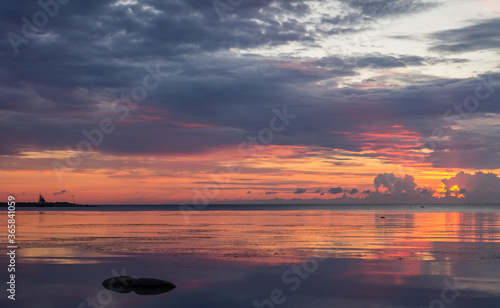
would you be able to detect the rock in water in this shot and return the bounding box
[102,276,136,293]
[131,278,176,295]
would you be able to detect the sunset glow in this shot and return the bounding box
[2,1,500,307]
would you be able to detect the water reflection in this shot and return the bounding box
[11,208,500,307]
[17,209,500,264]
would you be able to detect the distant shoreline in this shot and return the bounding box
[0,202,96,208]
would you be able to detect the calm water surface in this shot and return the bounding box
[3,205,500,307]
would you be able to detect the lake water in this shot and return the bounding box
[4,204,500,307]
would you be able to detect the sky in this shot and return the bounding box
[1,0,500,204]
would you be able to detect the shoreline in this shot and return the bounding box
[4,203,500,213]
[0,202,96,208]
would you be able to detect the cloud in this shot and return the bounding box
[1,71,498,173]
[365,171,500,203]
[320,0,439,34]
[53,190,67,195]
[374,173,417,194]
[342,0,438,18]
[294,188,306,194]
[353,55,425,68]
[228,171,500,203]
[313,54,464,71]
[349,188,359,194]
[0,0,499,176]
[430,18,500,53]
[416,187,435,196]
[328,187,343,194]
[429,112,500,170]
[442,171,500,193]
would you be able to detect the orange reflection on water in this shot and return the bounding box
[14,210,500,266]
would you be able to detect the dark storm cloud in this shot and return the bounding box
[0,0,499,172]
[430,18,500,53]
[2,0,314,59]
[0,0,320,92]
[1,64,499,172]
